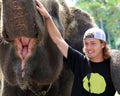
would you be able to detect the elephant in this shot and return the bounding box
[111,50,120,94]
[0,0,120,96]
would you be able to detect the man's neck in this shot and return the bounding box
[90,56,104,63]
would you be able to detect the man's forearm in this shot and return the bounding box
[45,16,62,44]
[45,16,68,58]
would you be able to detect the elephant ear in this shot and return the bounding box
[111,49,120,94]
[64,7,97,52]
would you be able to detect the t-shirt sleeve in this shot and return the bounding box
[64,46,87,73]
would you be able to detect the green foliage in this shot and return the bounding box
[75,0,120,50]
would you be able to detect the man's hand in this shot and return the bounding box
[35,0,51,19]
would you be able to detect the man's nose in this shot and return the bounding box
[86,44,92,50]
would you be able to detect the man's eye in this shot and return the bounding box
[91,43,95,45]
[85,43,88,46]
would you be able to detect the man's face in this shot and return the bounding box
[83,38,105,61]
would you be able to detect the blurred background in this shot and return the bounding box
[65,0,120,50]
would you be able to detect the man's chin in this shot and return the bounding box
[87,55,94,59]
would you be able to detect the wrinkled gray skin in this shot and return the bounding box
[111,50,120,94]
[0,0,120,96]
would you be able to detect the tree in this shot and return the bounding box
[75,0,120,49]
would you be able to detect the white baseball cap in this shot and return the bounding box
[83,27,106,42]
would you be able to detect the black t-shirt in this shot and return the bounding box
[64,47,116,96]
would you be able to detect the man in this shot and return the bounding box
[36,0,116,95]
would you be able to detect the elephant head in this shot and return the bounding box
[1,0,65,91]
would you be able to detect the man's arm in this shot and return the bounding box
[36,0,68,58]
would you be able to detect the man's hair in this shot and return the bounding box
[102,41,111,60]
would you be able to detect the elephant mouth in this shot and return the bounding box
[14,37,37,77]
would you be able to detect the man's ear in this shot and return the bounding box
[102,41,106,48]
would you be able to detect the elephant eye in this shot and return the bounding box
[49,3,59,19]
[3,30,10,41]
[0,37,3,44]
